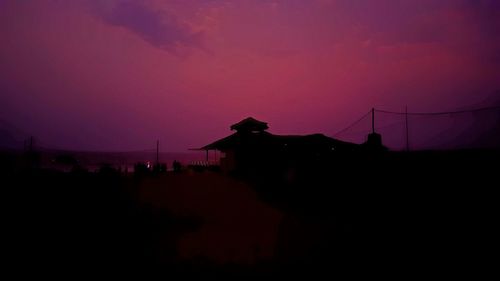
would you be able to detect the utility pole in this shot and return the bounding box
[405,106,410,152]
[371,108,375,134]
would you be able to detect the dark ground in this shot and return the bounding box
[1,150,499,280]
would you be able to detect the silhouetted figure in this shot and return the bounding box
[173,160,182,172]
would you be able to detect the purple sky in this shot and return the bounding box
[1,0,499,151]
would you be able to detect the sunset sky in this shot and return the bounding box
[1,0,499,151]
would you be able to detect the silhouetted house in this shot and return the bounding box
[195,117,361,174]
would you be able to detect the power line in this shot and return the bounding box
[335,121,403,137]
[332,104,500,140]
[333,110,372,137]
[375,105,500,116]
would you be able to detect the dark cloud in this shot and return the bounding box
[91,0,203,53]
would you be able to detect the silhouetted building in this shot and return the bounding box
[363,132,387,152]
[195,117,361,174]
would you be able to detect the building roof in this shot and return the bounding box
[198,131,271,150]
[193,117,360,151]
[230,117,269,132]
[197,131,358,151]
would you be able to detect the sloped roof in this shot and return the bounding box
[196,131,358,151]
[192,117,359,151]
[230,117,269,131]
[198,131,273,150]
[272,133,358,148]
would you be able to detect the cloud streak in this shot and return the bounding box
[92,0,203,53]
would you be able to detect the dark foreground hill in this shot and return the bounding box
[1,150,498,280]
